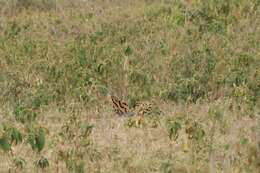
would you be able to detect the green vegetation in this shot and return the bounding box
[0,0,259,172]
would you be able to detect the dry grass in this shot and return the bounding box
[0,0,259,172]
[0,99,259,172]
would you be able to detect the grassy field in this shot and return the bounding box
[0,0,259,172]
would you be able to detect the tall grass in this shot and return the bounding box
[0,0,259,172]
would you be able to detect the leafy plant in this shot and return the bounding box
[124,46,133,56]
[0,125,23,152]
[166,120,182,140]
[185,121,205,141]
[27,127,45,152]
[9,127,23,145]
[13,157,26,170]
[35,156,49,171]
[0,135,11,152]
[160,160,173,173]
[14,104,37,124]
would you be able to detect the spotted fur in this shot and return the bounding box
[110,95,152,117]
[110,95,129,116]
